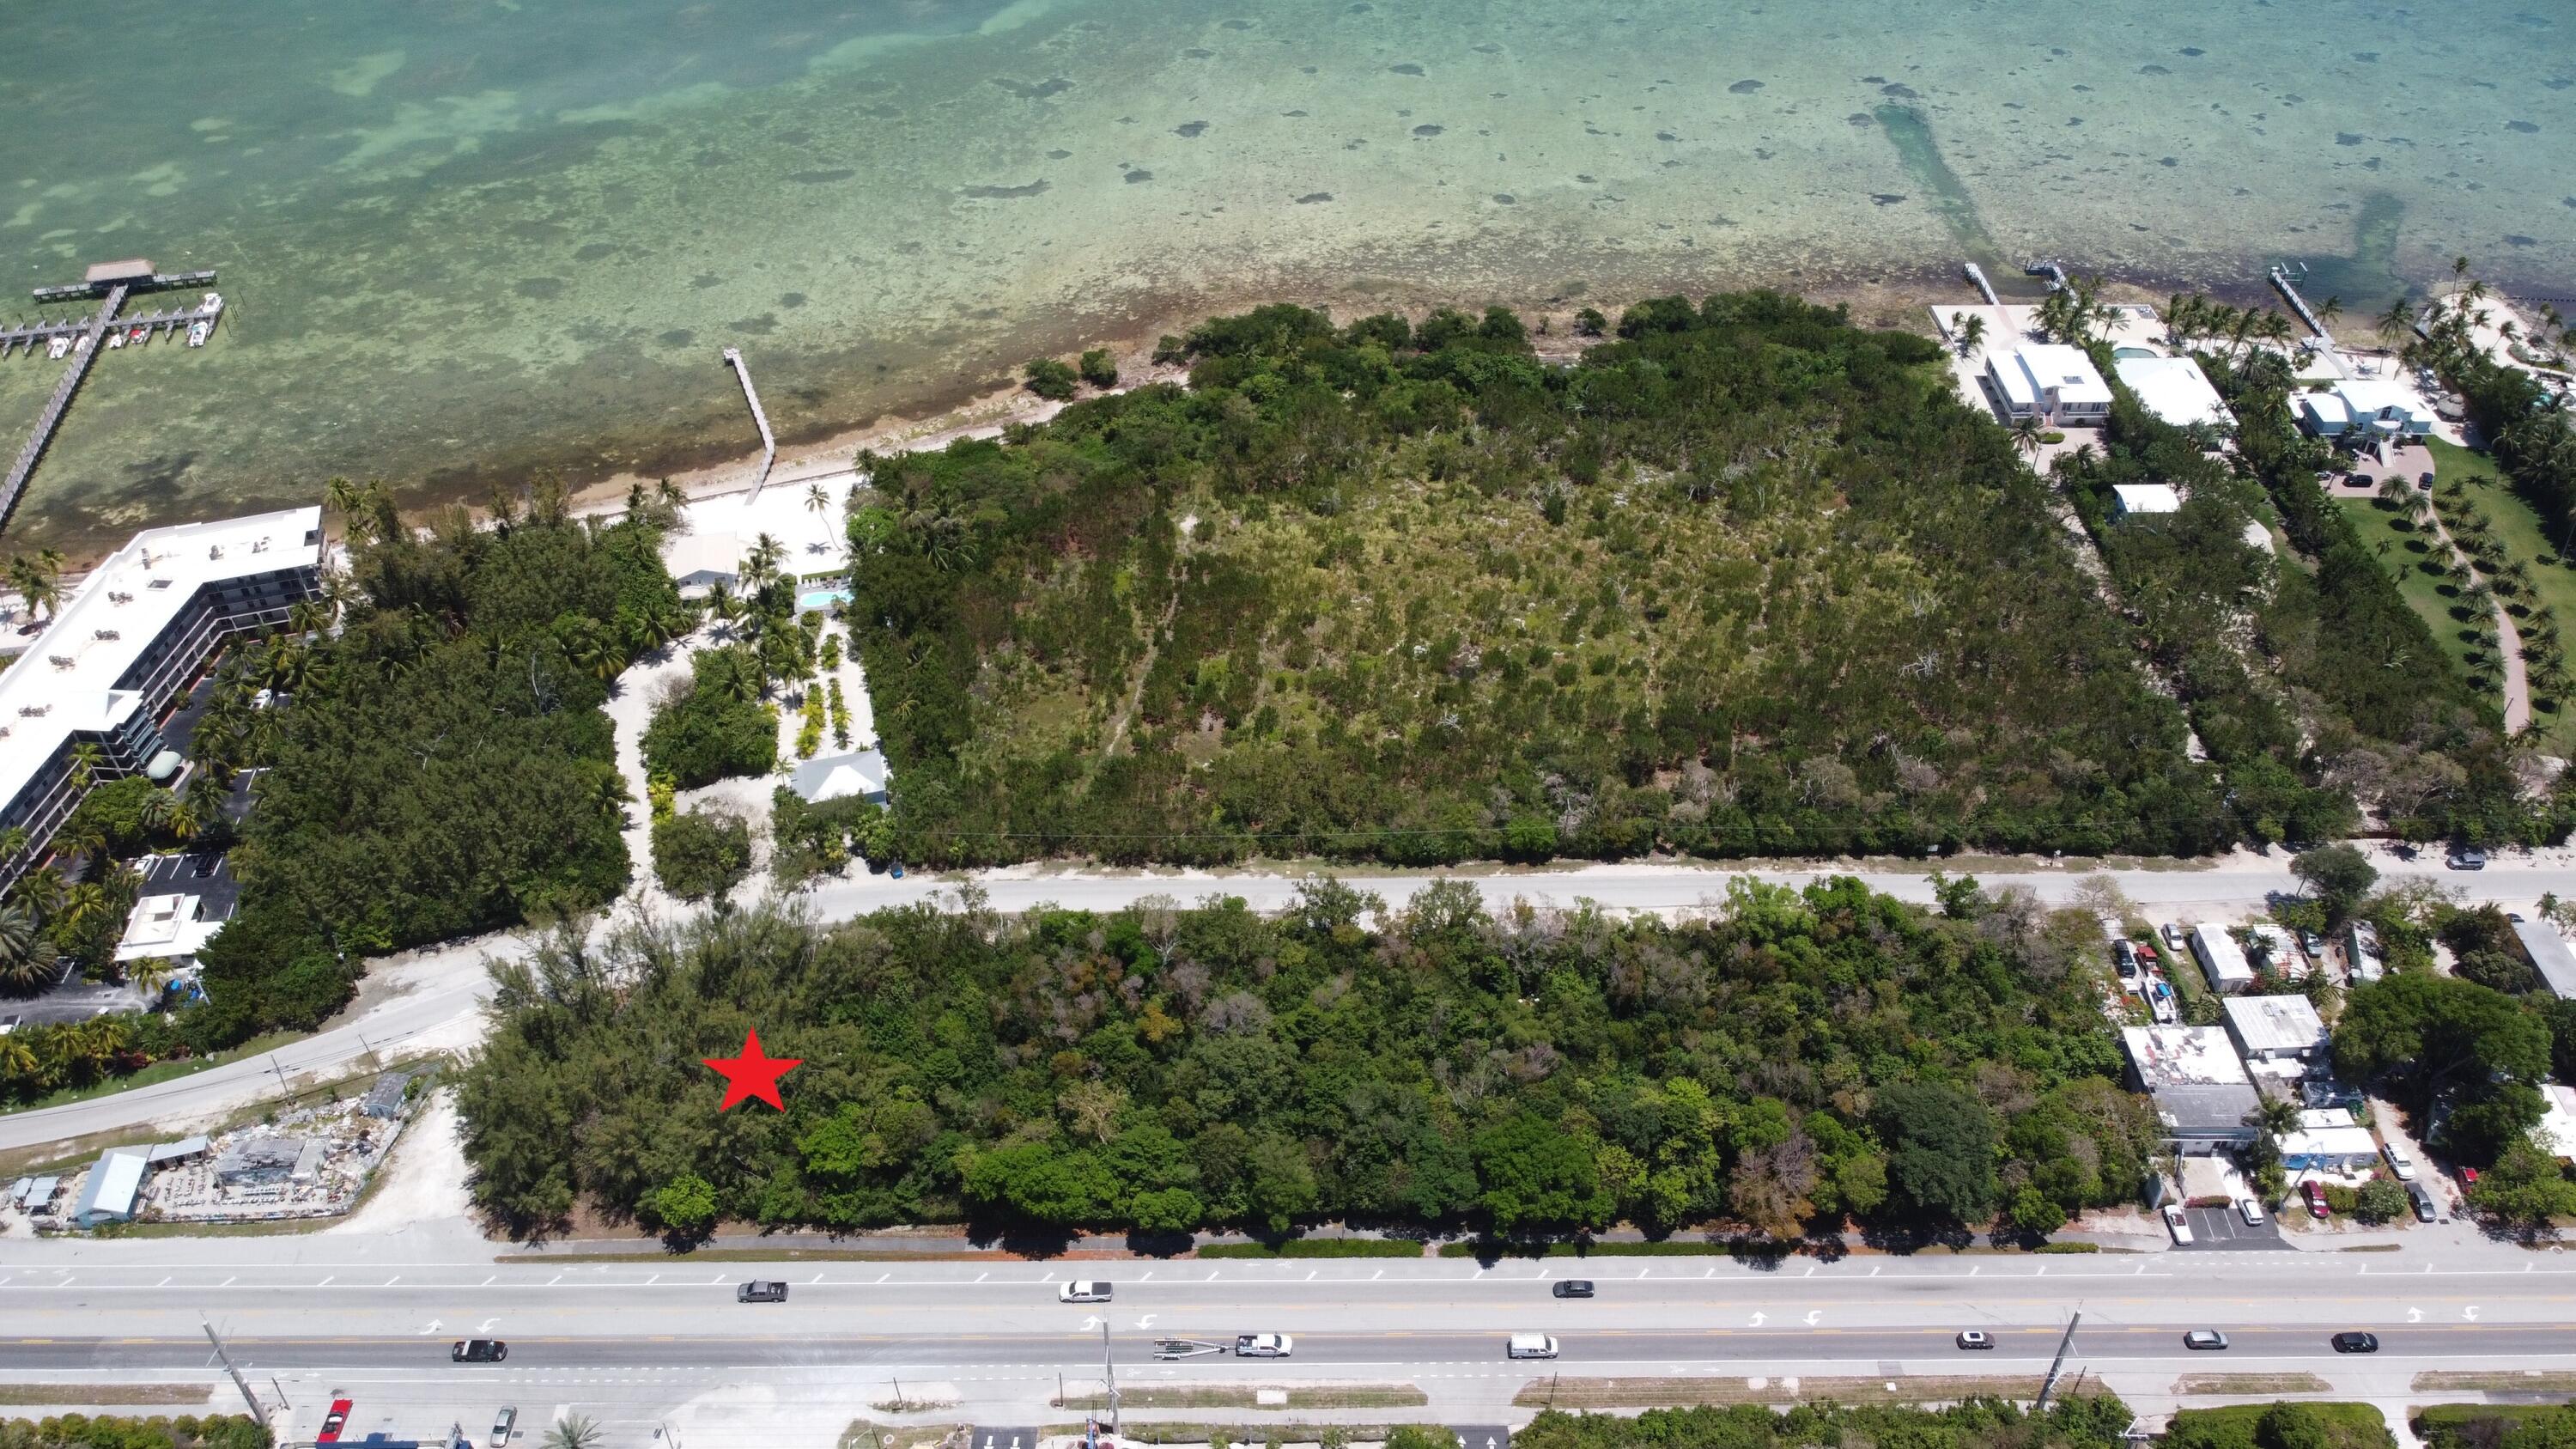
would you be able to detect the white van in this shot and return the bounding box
[1507,1333,1560,1360]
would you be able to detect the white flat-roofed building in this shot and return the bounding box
[2115,355,2235,431]
[0,507,321,891]
[2111,484,2183,520]
[2122,1025,2261,1151]
[1985,353,2041,419]
[2191,922,2256,994]
[2014,344,2114,424]
[2224,994,2330,1065]
[115,892,223,967]
[2279,1108,2380,1173]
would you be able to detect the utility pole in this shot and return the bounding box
[1100,1318,1120,1436]
[201,1317,262,1417]
[2032,1311,2082,1412]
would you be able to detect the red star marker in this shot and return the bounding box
[702,1029,801,1111]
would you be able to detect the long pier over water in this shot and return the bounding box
[0,259,221,539]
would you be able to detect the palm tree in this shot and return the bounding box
[2376,296,2417,350]
[806,480,829,518]
[0,905,60,995]
[2010,414,2045,460]
[65,741,105,791]
[7,864,67,923]
[8,550,65,623]
[542,1416,605,1449]
[0,827,25,865]
[2376,476,2414,510]
[2454,255,2472,280]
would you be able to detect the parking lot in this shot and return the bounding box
[2178,1202,2283,1250]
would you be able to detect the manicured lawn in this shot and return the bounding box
[2333,496,2488,697]
[2427,435,2576,749]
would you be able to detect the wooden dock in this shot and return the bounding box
[0,286,128,534]
[722,347,778,503]
[0,258,221,539]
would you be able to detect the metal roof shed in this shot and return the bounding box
[70,1149,147,1226]
[2512,920,2576,1001]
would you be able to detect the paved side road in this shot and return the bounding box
[6,843,2571,1154]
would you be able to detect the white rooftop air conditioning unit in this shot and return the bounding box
[94,629,119,641]
[208,545,223,559]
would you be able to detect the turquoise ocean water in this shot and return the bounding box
[0,0,2570,549]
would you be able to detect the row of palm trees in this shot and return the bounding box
[0,1009,141,1094]
[2157,292,2312,363]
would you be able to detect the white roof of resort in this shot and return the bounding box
[0,507,321,816]
[2115,355,2234,430]
[2112,484,2182,514]
[2018,344,2114,405]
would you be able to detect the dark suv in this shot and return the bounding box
[1551,1280,1595,1299]
[2331,1331,2379,1354]
[452,1339,507,1363]
[738,1280,789,1303]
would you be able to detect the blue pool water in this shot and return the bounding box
[799,588,850,612]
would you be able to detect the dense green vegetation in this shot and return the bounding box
[455,874,2154,1239]
[1511,1399,2136,1449]
[2166,1403,2397,1449]
[649,808,754,904]
[2417,1402,2576,1449]
[642,646,777,790]
[0,1416,270,1449]
[860,294,2227,868]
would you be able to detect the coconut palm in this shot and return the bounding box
[2009,414,2045,460]
[806,480,829,517]
[2377,296,2418,349]
[2318,295,2343,330]
[542,1415,604,1449]
[0,905,61,995]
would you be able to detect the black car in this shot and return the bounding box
[1551,1279,1595,1299]
[2332,1331,2380,1354]
[451,1339,507,1363]
[2418,472,2437,490]
[737,1280,789,1303]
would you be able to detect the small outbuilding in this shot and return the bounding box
[790,748,890,806]
[361,1072,413,1119]
[2511,919,2576,1002]
[2110,484,2183,520]
[2278,1108,2382,1173]
[2190,922,2256,995]
[145,1135,210,1166]
[214,1136,307,1185]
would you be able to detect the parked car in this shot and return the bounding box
[2302,1181,2330,1219]
[2162,1204,2194,1245]
[2113,940,2138,977]
[2448,845,2488,871]
[2161,923,2186,953]
[2332,1330,2381,1353]
[2383,1142,2420,1182]
[1059,1282,1113,1303]
[1955,1330,1996,1350]
[1506,1333,1560,1360]
[2238,1197,2265,1227]
[319,1400,353,1445]
[2460,1166,2481,1188]
[2417,472,2437,490]
[738,1280,789,1303]
[1235,1333,1294,1358]
[1551,1280,1595,1299]
[2410,1184,2438,1223]
[2299,929,2325,958]
[491,1409,518,1448]
[2184,1330,2230,1350]
[452,1339,507,1363]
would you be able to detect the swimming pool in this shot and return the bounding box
[799,588,849,612]
[2112,346,2158,360]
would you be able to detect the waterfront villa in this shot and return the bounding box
[0,508,322,890]
[2296,377,2433,440]
[1986,344,2114,425]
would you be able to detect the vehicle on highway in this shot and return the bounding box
[319,1400,352,1444]
[2238,1197,2265,1227]
[452,1339,507,1363]
[738,1280,789,1303]
[2382,1141,2419,1181]
[2162,1204,2194,1245]
[491,1409,517,1448]
[1506,1333,1560,1359]
[1955,1330,1995,1350]
[1551,1280,1595,1299]
[2302,1181,2330,1219]
[1235,1333,1294,1358]
[1059,1281,1113,1303]
[2183,1330,2229,1350]
[2448,845,2488,871]
[2332,1331,2380,1353]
